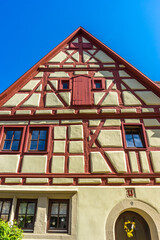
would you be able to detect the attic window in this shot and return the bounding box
[95,80,102,89]
[59,80,70,90]
[92,80,104,89]
[62,80,69,89]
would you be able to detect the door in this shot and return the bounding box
[72,76,92,105]
[115,211,151,240]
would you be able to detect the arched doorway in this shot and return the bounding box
[115,211,151,240]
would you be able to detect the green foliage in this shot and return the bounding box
[0,219,23,240]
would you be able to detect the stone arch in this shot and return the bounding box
[105,199,160,240]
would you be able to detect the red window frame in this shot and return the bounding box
[122,123,147,150]
[0,198,12,221]
[59,80,70,91]
[92,79,104,90]
[47,199,69,233]
[15,199,37,233]
[0,126,26,153]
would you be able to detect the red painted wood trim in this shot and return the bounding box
[0,173,160,179]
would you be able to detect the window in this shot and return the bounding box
[124,126,145,148]
[28,128,48,151]
[2,129,22,151]
[48,200,69,233]
[16,199,37,232]
[59,80,70,90]
[0,199,12,221]
[62,80,69,89]
[92,79,104,89]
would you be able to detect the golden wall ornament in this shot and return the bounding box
[124,220,136,238]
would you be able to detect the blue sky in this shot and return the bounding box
[0,0,160,93]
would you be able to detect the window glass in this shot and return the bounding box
[30,141,37,150]
[62,81,69,89]
[13,131,21,140]
[6,130,14,139]
[31,130,39,140]
[3,141,11,150]
[16,200,37,232]
[48,200,69,232]
[2,201,11,214]
[11,141,20,150]
[94,80,102,89]
[3,129,22,151]
[38,140,46,151]
[0,199,12,221]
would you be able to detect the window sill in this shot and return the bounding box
[125,147,147,151]
[24,151,48,155]
[0,151,21,154]
[48,230,68,233]
[92,88,104,90]
[23,230,34,233]
[58,89,71,91]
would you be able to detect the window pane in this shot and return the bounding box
[133,134,144,148]
[31,131,39,140]
[2,201,11,214]
[3,140,11,150]
[25,216,34,229]
[27,203,35,215]
[19,203,27,214]
[11,140,20,150]
[39,130,47,140]
[62,82,69,89]
[50,216,58,229]
[95,82,101,88]
[14,131,22,140]
[18,216,25,228]
[6,131,13,139]
[126,134,135,147]
[30,141,37,150]
[51,203,59,214]
[59,203,67,214]
[38,140,45,151]
[59,216,67,229]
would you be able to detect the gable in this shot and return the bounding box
[0,27,160,116]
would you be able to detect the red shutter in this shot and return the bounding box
[72,76,92,105]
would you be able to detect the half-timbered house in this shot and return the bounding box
[0,27,160,240]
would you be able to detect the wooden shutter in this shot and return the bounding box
[72,76,92,105]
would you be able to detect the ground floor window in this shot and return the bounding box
[15,199,37,232]
[47,199,69,233]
